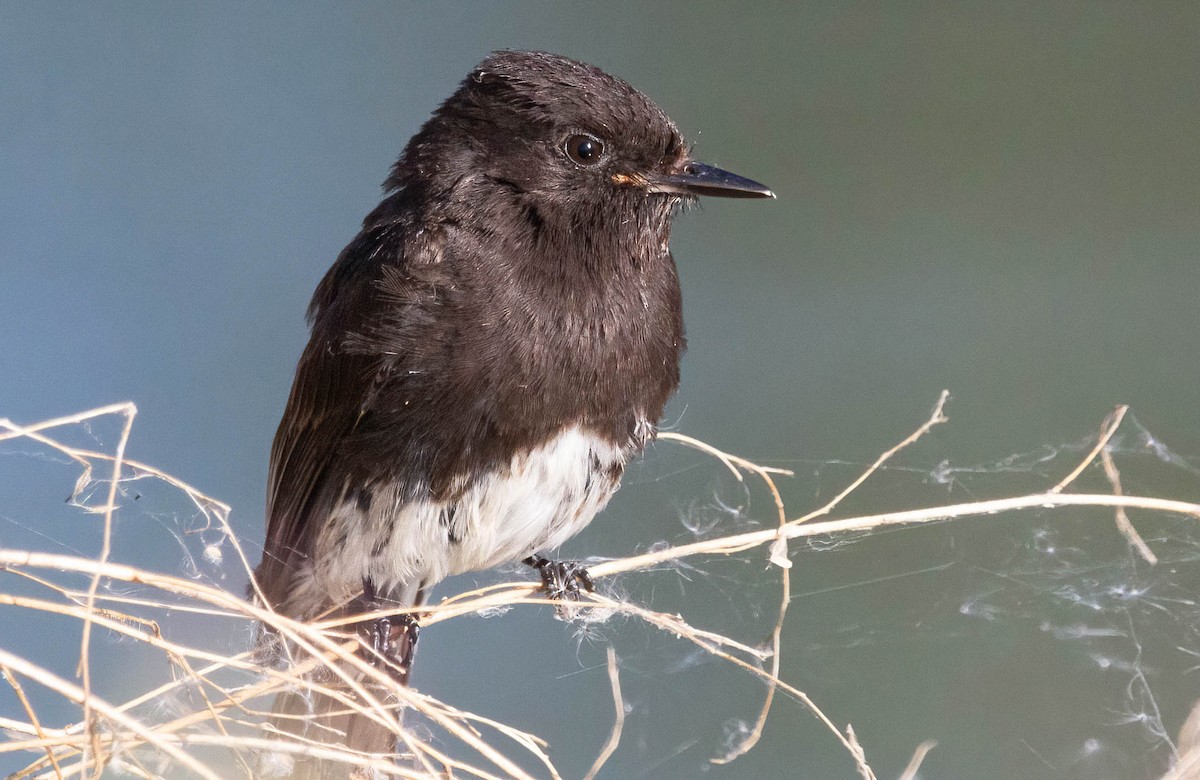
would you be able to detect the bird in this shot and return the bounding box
[252,49,773,778]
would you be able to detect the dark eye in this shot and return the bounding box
[564,134,604,165]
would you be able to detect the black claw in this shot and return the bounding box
[524,555,595,602]
[371,616,393,659]
[360,577,419,684]
[365,613,419,683]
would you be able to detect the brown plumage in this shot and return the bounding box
[253,50,772,778]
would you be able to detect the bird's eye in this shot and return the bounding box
[564,134,605,166]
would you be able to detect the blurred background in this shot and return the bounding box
[2,3,1199,778]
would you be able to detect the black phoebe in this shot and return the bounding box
[254,50,772,776]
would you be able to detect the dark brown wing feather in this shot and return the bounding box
[255,222,403,616]
[256,224,416,778]
[258,347,372,611]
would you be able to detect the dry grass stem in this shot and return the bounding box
[1101,446,1158,565]
[3,394,1197,778]
[1049,404,1128,494]
[897,740,938,780]
[581,648,624,780]
[795,389,950,526]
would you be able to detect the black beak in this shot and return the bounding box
[648,162,775,199]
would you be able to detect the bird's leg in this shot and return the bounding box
[523,554,595,601]
[360,578,420,684]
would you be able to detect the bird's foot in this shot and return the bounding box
[524,554,595,602]
[365,613,419,685]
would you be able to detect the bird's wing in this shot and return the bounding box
[255,228,406,614]
[257,343,379,610]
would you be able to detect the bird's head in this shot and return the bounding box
[389,50,772,254]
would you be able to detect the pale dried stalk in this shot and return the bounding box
[795,389,950,525]
[847,725,871,780]
[76,402,136,780]
[1101,447,1158,564]
[897,740,938,780]
[0,647,223,780]
[5,398,1197,780]
[711,389,949,769]
[585,492,1200,583]
[582,648,624,780]
[1,410,528,779]
[1046,403,1156,564]
[2,665,65,777]
[1049,404,1128,493]
[1,551,542,780]
[0,410,263,607]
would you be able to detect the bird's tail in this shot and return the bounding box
[257,608,420,779]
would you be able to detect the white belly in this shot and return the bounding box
[310,425,628,609]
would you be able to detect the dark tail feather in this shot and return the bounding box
[262,679,401,780]
[258,609,420,779]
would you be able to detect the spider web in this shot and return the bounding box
[2,403,1199,779]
